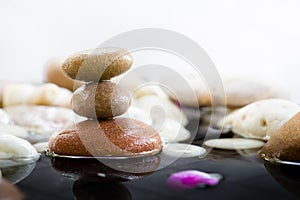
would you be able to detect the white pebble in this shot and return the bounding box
[0,124,29,139]
[32,142,48,153]
[219,99,300,140]
[132,95,188,126]
[162,143,206,158]
[157,119,191,143]
[0,109,10,124]
[204,138,265,150]
[0,134,39,167]
[121,106,152,125]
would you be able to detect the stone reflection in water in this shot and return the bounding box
[73,180,132,200]
[264,162,300,199]
[51,155,160,182]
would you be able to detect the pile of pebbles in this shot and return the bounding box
[67,48,133,119]
[48,47,163,157]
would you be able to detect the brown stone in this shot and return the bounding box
[62,47,132,81]
[260,112,300,162]
[72,82,131,119]
[0,179,24,200]
[48,118,163,157]
[44,58,83,91]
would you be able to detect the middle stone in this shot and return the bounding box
[72,82,131,119]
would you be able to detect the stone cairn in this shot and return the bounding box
[48,47,162,157]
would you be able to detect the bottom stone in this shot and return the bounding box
[48,118,162,157]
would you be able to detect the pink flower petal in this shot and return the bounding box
[167,170,221,190]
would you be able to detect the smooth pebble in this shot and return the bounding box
[204,138,265,150]
[62,47,132,81]
[162,143,206,158]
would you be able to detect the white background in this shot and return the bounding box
[0,0,299,102]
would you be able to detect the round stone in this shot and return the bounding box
[44,58,83,91]
[48,118,163,157]
[0,179,24,200]
[72,82,131,119]
[0,124,29,139]
[260,112,300,162]
[219,99,300,140]
[0,134,39,168]
[62,47,133,81]
[4,105,76,141]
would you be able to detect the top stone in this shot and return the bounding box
[62,47,133,81]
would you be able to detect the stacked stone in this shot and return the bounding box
[48,47,162,157]
[62,47,132,119]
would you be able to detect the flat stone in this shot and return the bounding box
[48,118,162,157]
[204,138,265,150]
[162,143,206,158]
[62,47,132,81]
